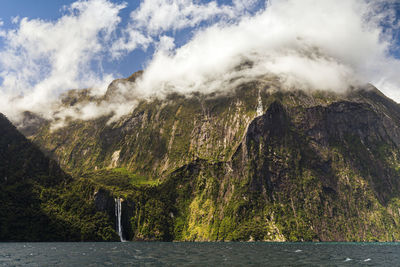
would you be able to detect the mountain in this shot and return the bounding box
[12,74,400,241]
[0,113,118,241]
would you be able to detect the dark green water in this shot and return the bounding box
[0,242,399,266]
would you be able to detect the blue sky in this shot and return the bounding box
[0,0,397,82]
[1,0,400,123]
[0,0,398,87]
[0,0,264,78]
[0,0,150,77]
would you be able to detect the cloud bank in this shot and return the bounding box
[136,0,400,98]
[0,0,399,127]
[0,0,125,122]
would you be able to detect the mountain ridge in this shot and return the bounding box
[4,74,400,241]
[0,113,121,241]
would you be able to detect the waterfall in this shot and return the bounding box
[115,198,125,242]
[256,90,263,116]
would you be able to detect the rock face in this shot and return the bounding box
[0,113,67,186]
[0,113,119,241]
[93,189,135,241]
[94,188,115,214]
[0,113,66,241]
[18,76,400,241]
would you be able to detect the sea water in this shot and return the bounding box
[0,242,399,266]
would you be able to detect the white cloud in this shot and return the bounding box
[0,0,125,121]
[232,0,261,13]
[11,16,20,24]
[51,97,138,130]
[111,0,262,57]
[110,29,152,59]
[0,19,4,38]
[130,0,233,34]
[1,0,400,127]
[156,35,175,53]
[134,0,400,101]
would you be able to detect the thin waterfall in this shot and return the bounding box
[115,197,125,242]
[256,89,263,116]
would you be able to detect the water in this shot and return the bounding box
[256,89,263,116]
[0,242,399,266]
[114,198,125,242]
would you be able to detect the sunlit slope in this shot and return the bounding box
[26,77,400,241]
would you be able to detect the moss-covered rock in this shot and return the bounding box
[8,75,400,242]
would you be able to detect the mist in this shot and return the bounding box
[0,0,399,127]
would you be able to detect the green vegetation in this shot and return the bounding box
[82,168,159,189]
[4,79,400,242]
[38,180,119,241]
[0,114,118,241]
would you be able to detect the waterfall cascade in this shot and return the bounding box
[256,90,263,116]
[115,198,125,242]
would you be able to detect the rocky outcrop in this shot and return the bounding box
[20,75,400,241]
[94,188,115,214]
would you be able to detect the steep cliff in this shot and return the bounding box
[18,75,400,241]
[0,113,118,241]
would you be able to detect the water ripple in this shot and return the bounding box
[0,242,398,266]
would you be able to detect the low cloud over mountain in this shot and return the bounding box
[0,0,399,126]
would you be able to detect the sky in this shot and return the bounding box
[0,0,262,81]
[0,0,399,126]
